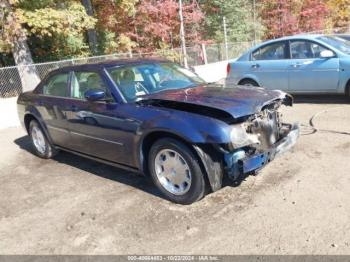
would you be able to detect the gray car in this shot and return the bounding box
[226,34,350,96]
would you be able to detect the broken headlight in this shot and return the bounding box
[230,123,260,148]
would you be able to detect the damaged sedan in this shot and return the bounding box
[17,58,299,204]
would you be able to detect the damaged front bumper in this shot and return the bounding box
[225,123,300,180]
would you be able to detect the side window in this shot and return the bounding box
[71,71,112,100]
[290,41,328,59]
[252,42,287,60]
[42,73,69,97]
[311,42,328,58]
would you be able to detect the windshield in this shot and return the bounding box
[107,62,205,102]
[317,36,350,54]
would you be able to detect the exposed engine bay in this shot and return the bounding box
[223,100,298,182]
[245,101,289,151]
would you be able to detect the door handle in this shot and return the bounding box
[251,64,260,69]
[291,63,301,68]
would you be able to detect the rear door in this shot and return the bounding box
[288,40,340,92]
[248,41,290,90]
[37,71,71,146]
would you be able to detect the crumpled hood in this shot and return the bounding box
[142,85,292,119]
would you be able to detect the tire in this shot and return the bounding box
[29,120,58,159]
[346,83,350,99]
[148,138,206,204]
[239,79,259,87]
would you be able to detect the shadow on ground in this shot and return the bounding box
[13,135,165,201]
[293,95,349,104]
[13,136,254,202]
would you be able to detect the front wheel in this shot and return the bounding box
[148,138,206,204]
[29,120,58,159]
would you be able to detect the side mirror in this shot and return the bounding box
[85,89,106,102]
[320,50,335,58]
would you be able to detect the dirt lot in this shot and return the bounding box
[0,96,349,255]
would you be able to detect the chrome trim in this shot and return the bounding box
[70,131,124,146]
[47,125,69,133]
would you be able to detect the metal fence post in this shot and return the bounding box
[201,43,208,65]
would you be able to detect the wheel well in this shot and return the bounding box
[238,78,259,86]
[24,114,37,134]
[141,132,191,174]
[140,131,213,191]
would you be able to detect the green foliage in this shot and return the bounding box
[201,0,264,42]
[22,2,96,37]
[2,0,350,67]
[0,0,96,63]
[98,31,119,55]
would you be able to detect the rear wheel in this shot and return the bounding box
[239,79,259,87]
[29,120,58,159]
[148,138,206,204]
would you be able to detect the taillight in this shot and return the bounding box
[226,63,231,76]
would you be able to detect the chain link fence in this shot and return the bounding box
[0,41,256,98]
[2,25,350,98]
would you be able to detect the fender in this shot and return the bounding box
[134,110,233,190]
[139,112,232,144]
[23,105,55,145]
[338,59,350,94]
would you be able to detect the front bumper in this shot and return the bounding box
[226,123,300,179]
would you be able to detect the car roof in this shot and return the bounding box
[49,57,170,74]
[256,34,323,47]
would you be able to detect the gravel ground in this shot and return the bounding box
[0,96,349,255]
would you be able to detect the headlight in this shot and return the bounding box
[230,124,260,148]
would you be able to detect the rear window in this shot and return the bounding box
[42,73,69,97]
[252,42,287,60]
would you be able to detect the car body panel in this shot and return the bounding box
[140,84,291,119]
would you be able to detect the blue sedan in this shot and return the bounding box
[226,34,350,96]
[17,59,299,204]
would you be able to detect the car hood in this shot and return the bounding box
[141,85,293,119]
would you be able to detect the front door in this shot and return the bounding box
[65,70,133,165]
[288,40,340,92]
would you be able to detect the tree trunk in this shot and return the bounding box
[12,36,41,92]
[81,0,98,55]
[4,0,41,92]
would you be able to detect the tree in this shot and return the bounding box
[327,0,350,30]
[93,0,203,53]
[22,1,96,61]
[298,0,329,33]
[200,0,264,42]
[0,0,40,91]
[260,0,299,39]
[259,0,329,39]
[131,0,203,51]
[1,0,96,63]
[92,0,139,54]
[81,0,98,54]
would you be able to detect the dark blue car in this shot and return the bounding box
[17,58,299,204]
